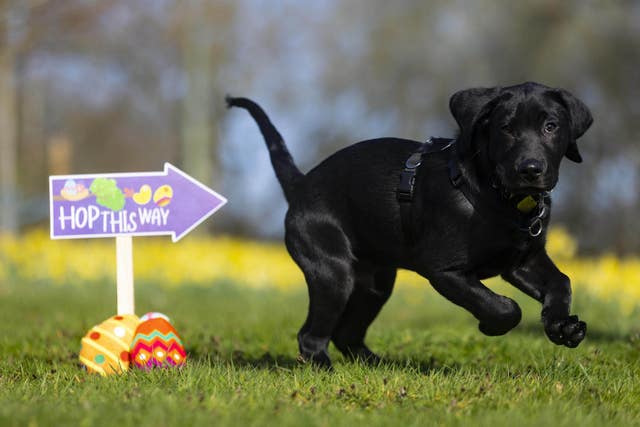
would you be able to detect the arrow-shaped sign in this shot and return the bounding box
[49,163,227,242]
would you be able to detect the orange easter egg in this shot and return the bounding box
[130,315,186,369]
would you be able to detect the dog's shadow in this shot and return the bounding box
[187,348,300,370]
[187,347,458,374]
[186,322,634,372]
[514,321,635,344]
[364,357,459,375]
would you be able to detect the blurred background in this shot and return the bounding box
[1,0,639,253]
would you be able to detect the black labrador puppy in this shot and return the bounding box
[226,81,592,368]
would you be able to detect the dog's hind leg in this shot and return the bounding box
[331,266,396,364]
[285,214,356,369]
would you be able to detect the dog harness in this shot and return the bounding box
[397,137,454,202]
[397,138,550,243]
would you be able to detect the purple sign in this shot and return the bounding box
[49,163,227,242]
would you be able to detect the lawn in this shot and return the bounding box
[1,273,639,427]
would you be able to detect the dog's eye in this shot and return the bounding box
[543,122,558,134]
[500,124,512,134]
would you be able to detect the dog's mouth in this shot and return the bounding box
[509,185,554,196]
[492,173,555,197]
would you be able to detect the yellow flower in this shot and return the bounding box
[1,228,638,313]
[546,227,577,260]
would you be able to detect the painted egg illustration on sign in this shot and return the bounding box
[79,314,140,376]
[153,185,173,207]
[130,313,186,368]
[60,179,90,201]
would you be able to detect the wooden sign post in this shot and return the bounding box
[116,235,135,315]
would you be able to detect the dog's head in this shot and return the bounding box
[450,82,592,195]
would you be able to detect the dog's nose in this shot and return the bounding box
[516,159,544,181]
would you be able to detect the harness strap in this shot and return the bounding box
[397,152,423,202]
[397,137,454,243]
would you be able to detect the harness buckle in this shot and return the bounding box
[397,169,417,201]
[405,152,423,169]
[398,138,455,201]
[397,153,423,202]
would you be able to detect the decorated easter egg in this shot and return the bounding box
[60,179,90,201]
[79,314,140,376]
[140,311,170,322]
[153,185,173,207]
[130,313,186,368]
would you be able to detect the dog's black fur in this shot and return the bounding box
[226,82,592,368]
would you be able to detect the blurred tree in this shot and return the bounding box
[0,1,18,233]
[173,0,234,232]
[177,1,214,185]
[173,0,235,233]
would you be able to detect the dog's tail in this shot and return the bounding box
[225,96,303,202]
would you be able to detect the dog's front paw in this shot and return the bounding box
[544,315,587,348]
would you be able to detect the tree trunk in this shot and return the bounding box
[0,18,17,233]
[180,2,215,187]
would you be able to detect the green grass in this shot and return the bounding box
[1,278,639,427]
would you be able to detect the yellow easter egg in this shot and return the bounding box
[79,314,140,376]
[153,185,173,207]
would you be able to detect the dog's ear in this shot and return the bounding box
[449,87,502,134]
[449,87,503,156]
[550,89,593,163]
[564,141,583,163]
